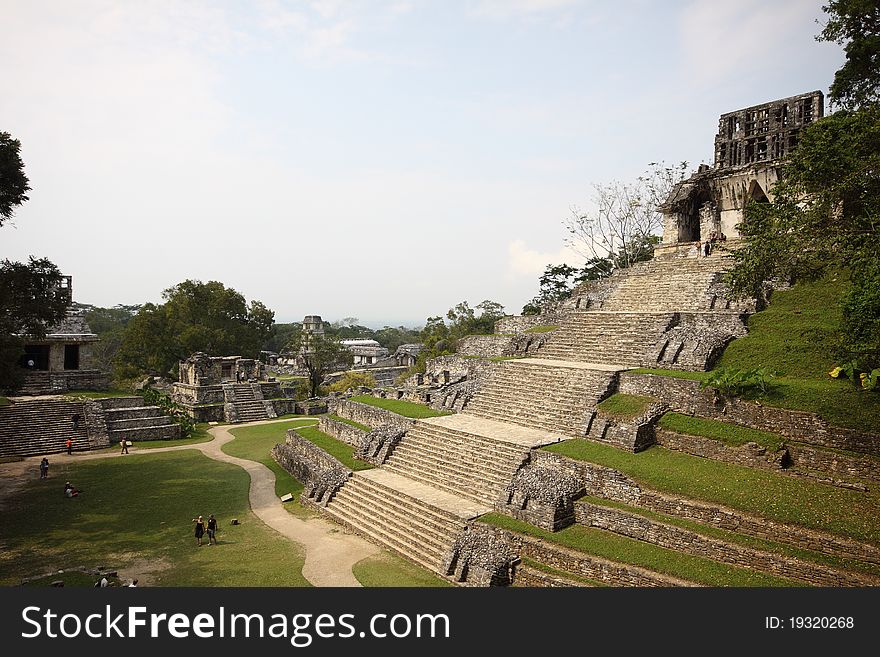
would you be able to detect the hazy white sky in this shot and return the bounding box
[0,0,844,326]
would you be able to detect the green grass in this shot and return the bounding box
[63,389,134,399]
[543,440,880,544]
[21,571,124,588]
[294,426,375,471]
[0,396,10,406]
[352,553,454,587]
[328,414,371,432]
[597,393,655,419]
[524,325,558,334]
[579,495,880,579]
[479,514,800,587]
[658,412,785,450]
[0,451,310,587]
[225,418,320,518]
[349,395,450,419]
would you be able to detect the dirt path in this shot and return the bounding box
[0,419,379,587]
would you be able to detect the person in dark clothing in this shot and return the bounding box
[192,515,206,546]
[39,458,49,480]
[72,414,81,430]
[206,514,218,545]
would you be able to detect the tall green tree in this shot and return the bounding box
[726,0,880,366]
[115,281,275,379]
[0,257,69,393]
[283,329,352,397]
[0,131,31,225]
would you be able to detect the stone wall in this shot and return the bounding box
[655,429,789,472]
[533,449,880,564]
[328,399,415,433]
[172,383,225,406]
[575,502,878,587]
[271,430,351,506]
[495,309,562,335]
[473,522,695,587]
[788,444,880,482]
[82,399,110,450]
[425,355,498,383]
[457,335,512,358]
[319,415,368,447]
[619,372,880,457]
[498,462,584,531]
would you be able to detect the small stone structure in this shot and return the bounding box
[172,352,292,422]
[341,339,389,366]
[15,276,109,395]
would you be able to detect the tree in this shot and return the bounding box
[0,131,31,225]
[522,258,614,315]
[290,331,352,397]
[818,0,880,109]
[726,1,880,367]
[565,162,687,269]
[329,370,377,393]
[114,281,275,379]
[0,257,69,393]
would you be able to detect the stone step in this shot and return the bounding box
[109,424,181,441]
[107,416,178,430]
[381,462,498,506]
[385,445,513,492]
[403,427,528,462]
[407,425,530,456]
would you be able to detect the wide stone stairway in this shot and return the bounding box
[322,253,744,578]
[101,397,181,442]
[324,415,564,571]
[224,383,271,422]
[0,398,90,458]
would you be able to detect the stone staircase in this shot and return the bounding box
[99,397,181,442]
[324,469,484,571]
[383,421,531,505]
[0,398,89,458]
[223,384,271,422]
[598,254,740,312]
[463,358,620,436]
[539,312,676,366]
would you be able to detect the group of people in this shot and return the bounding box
[192,514,218,546]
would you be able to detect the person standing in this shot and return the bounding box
[72,414,81,430]
[120,439,129,454]
[39,457,49,480]
[192,515,206,546]
[206,514,218,545]
[66,438,73,455]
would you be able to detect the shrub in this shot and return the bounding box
[700,367,776,397]
[328,371,377,393]
[141,387,196,437]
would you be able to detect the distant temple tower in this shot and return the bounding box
[301,315,324,354]
[657,91,824,257]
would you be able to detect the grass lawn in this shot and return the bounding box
[658,412,785,451]
[0,450,310,587]
[544,440,880,545]
[294,426,374,472]
[597,393,655,419]
[225,418,321,518]
[518,556,606,587]
[0,396,10,406]
[524,325,558,334]
[349,395,450,419]
[352,552,454,587]
[479,514,800,587]
[328,414,371,432]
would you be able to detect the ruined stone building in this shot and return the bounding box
[657,91,824,258]
[342,339,389,365]
[15,275,109,395]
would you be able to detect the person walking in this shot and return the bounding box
[120,439,129,454]
[39,457,49,480]
[206,514,218,545]
[72,414,81,430]
[192,515,206,546]
[66,438,73,455]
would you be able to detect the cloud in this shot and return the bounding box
[506,239,582,278]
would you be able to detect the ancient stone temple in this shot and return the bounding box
[342,339,389,365]
[657,91,824,258]
[15,275,109,395]
[172,352,293,423]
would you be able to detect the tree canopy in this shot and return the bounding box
[114,280,275,379]
[818,0,880,109]
[0,131,31,225]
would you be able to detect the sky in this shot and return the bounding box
[0,0,845,327]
